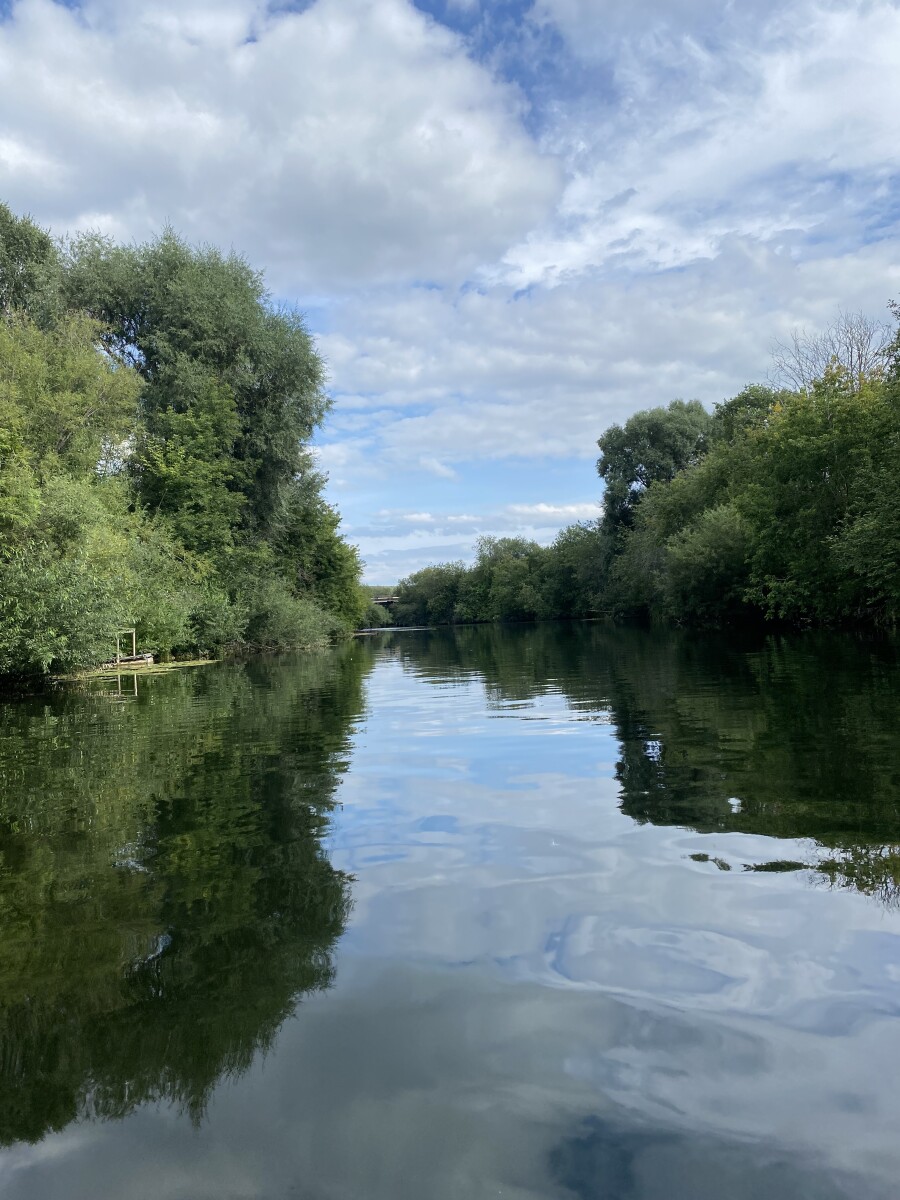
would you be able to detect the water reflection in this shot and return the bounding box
[389,624,900,902]
[0,642,373,1145]
[548,1113,861,1200]
[2,625,900,1200]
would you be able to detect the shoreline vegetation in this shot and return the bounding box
[0,204,369,684]
[65,657,220,681]
[387,311,900,632]
[3,201,898,686]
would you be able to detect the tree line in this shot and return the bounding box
[0,204,367,678]
[391,311,900,628]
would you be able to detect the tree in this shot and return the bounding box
[663,503,753,622]
[394,562,467,626]
[597,399,712,534]
[271,458,367,630]
[712,384,783,444]
[60,226,361,644]
[0,312,140,483]
[771,310,892,393]
[64,229,328,535]
[0,203,59,318]
[0,207,364,676]
[542,522,607,617]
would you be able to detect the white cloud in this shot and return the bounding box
[508,502,599,519]
[320,237,900,476]
[0,0,559,290]
[506,2,900,289]
[418,456,458,480]
[353,499,603,580]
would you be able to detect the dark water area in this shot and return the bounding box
[1,624,899,1199]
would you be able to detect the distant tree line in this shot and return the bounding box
[392,311,900,629]
[0,204,366,677]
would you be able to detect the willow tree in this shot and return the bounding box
[61,227,365,634]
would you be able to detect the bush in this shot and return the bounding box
[664,503,753,622]
[359,601,392,629]
[0,548,122,675]
[189,587,249,653]
[243,578,338,650]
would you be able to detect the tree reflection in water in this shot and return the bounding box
[0,642,374,1144]
[390,623,900,905]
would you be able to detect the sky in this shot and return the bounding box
[1,0,899,581]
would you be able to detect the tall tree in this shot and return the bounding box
[0,206,365,675]
[62,228,364,632]
[597,399,712,534]
[64,229,328,537]
[771,310,892,393]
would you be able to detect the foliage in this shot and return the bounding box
[597,399,713,535]
[271,457,367,630]
[243,577,341,649]
[396,312,899,631]
[0,206,363,677]
[393,529,607,626]
[0,202,60,319]
[540,521,608,618]
[394,562,469,626]
[360,600,394,629]
[63,228,327,528]
[0,312,141,488]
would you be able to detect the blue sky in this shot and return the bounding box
[2,0,899,580]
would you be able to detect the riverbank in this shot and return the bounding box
[67,656,220,682]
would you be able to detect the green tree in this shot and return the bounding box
[542,521,609,618]
[0,313,140,485]
[483,537,549,621]
[0,207,367,675]
[272,460,367,630]
[0,203,59,319]
[739,367,886,622]
[0,315,150,675]
[64,230,327,534]
[597,399,713,534]
[664,503,753,622]
[394,562,468,626]
[711,383,782,444]
[61,228,361,639]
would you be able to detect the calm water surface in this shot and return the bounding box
[1,624,899,1199]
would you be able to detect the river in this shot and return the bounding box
[0,624,898,1199]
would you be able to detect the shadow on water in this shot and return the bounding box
[385,623,900,904]
[0,640,376,1146]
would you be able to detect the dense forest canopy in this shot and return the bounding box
[391,310,900,629]
[0,204,366,677]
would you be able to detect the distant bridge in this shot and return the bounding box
[371,595,398,607]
